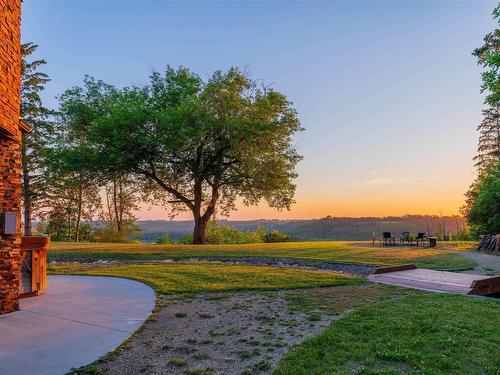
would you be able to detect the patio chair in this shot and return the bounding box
[400,231,411,244]
[382,232,396,246]
[416,232,427,246]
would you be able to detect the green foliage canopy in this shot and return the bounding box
[463,4,500,236]
[473,4,500,106]
[76,67,302,243]
[468,163,500,235]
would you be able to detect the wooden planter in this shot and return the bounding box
[20,236,50,298]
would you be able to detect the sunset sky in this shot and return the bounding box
[22,0,496,220]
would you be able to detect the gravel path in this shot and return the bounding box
[94,291,333,375]
[452,251,500,275]
[84,285,405,375]
[175,257,377,277]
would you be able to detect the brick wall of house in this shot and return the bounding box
[0,0,22,315]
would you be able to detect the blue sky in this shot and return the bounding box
[22,0,497,220]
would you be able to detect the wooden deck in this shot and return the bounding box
[369,266,500,296]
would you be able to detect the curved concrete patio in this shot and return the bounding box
[0,275,155,375]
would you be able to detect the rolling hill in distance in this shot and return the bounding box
[137,215,466,242]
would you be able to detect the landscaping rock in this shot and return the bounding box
[158,259,175,264]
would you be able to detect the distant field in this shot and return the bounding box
[48,241,476,270]
[48,262,362,294]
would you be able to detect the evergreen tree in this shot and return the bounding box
[473,4,500,172]
[473,106,500,173]
[463,4,500,235]
[20,42,53,235]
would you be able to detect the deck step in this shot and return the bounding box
[368,273,472,293]
[368,268,497,295]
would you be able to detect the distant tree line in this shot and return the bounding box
[136,215,469,243]
[20,49,302,243]
[462,4,500,237]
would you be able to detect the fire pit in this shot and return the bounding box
[20,236,50,298]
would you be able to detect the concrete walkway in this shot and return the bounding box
[0,275,155,375]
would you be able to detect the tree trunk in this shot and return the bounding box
[192,216,209,244]
[22,139,32,236]
[74,182,83,242]
[113,178,121,232]
[66,211,72,241]
[191,178,220,244]
[191,179,206,244]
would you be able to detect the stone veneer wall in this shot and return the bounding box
[0,0,22,314]
[0,140,22,313]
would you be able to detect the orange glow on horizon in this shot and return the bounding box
[136,191,466,221]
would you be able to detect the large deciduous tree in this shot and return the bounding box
[83,67,302,243]
[49,77,143,242]
[41,77,113,242]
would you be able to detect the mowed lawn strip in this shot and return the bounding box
[48,241,476,270]
[413,253,475,270]
[275,293,500,375]
[48,262,363,293]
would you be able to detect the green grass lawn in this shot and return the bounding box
[49,248,495,375]
[48,262,363,293]
[412,253,475,270]
[275,293,500,375]
[48,241,476,270]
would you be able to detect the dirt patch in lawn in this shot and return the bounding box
[79,284,409,375]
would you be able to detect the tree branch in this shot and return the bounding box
[135,166,194,210]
